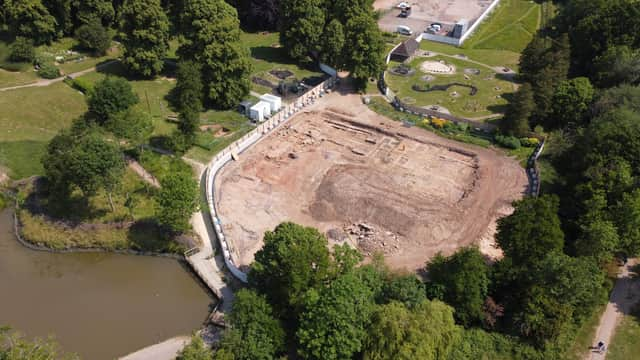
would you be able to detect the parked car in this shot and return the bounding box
[397,25,413,36]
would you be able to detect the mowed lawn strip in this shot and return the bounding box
[0,82,87,178]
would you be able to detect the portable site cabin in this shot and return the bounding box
[250,101,271,122]
[238,100,253,116]
[259,94,282,112]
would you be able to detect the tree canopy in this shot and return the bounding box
[249,222,331,316]
[156,172,199,232]
[363,300,461,360]
[87,76,139,124]
[119,0,170,77]
[216,289,285,359]
[426,247,490,327]
[178,0,251,109]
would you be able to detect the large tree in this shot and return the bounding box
[342,11,385,87]
[549,77,595,129]
[426,247,490,327]
[279,0,325,61]
[43,129,125,209]
[500,82,534,137]
[119,0,170,77]
[216,289,285,359]
[249,222,331,316]
[363,300,461,360]
[173,60,204,113]
[156,173,199,232]
[613,189,640,256]
[496,195,564,267]
[297,272,376,360]
[75,20,111,55]
[72,0,114,27]
[178,0,251,109]
[5,0,58,44]
[87,76,139,124]
[381,274,426,309]
[593,45,640,88]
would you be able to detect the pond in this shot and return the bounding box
[0,209,213,359]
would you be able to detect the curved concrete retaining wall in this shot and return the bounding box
[205,76,337,283]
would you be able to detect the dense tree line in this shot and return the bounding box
[279,0,385,87]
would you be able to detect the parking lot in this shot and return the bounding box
[376,0,494,35]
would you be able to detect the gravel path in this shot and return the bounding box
[118,336,191,360]
[0,60,119,92]
[587,259,640,359]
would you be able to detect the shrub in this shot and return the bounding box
[495,134,521,149]
[457,122,469,131]
[37,63,60,79]
[75,22,112,55]
[432,117,448,129]
[9,37,35,63]
[520,137,540,147]
[67,77,94,94]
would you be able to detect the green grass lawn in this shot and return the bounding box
[607,306,640,360]
[75,61,177,136]
[37,37,121,75]
[186,109,254,163]
[0,83,87,179]
[137,150,194,182]
[384,56,516,118]
[417,0,541,71]
[464,0,541,54]
[240,31,324,95]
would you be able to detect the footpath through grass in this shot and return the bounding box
[608,307,640,360]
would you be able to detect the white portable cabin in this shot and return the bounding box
[259,94,282,112]
[249,101,271,122]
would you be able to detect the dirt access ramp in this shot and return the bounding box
[214,92,527,271]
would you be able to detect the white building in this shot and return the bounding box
[259,94,282,112]
[249,101,271,122]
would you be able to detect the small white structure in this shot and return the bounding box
[249,101,271,122]
[259,94,282,112]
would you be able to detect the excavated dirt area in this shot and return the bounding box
[214,92,527,271]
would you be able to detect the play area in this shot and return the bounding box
[214,93,527,271]
[385,53,515,118]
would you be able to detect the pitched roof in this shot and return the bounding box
[392,38,420,58]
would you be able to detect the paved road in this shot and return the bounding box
[587,259,640,359]
[119,336,191,360]
[0,59,118,92]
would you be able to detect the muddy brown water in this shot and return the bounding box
[0,209,213,359]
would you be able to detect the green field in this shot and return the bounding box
[385,56,516,118]
[0,83,87,178]
[464,0,541,54]
[418,0,542,71]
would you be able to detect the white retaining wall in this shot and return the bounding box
[205,76,337,283]
[459,0,501,44]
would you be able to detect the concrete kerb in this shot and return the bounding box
[204,75,337,283]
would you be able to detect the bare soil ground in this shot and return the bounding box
[376,0,494,33]
[214,91,526,271]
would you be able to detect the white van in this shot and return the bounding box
[397,25,413,36]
